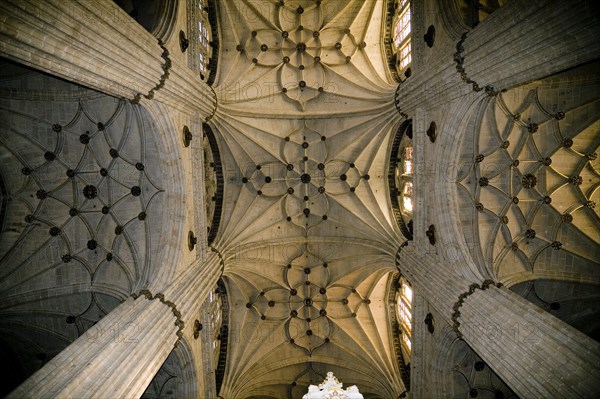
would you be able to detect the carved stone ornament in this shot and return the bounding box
[193,319,202,339]
[427,121,437,143]
[426,224,436,245]
[424,25,435,48]
[522,174,537,189]
[424,313,435,334]
[179,30,189,52]
[188,231,197,251]
[183,125,193,147]
[302,372,364,399]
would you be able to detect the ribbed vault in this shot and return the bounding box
[216,0,396,115]
[0,61,184,395]
[456,62,600,343]
[457,62,600,284]
[211,1,405,397]
[212,79,405,399]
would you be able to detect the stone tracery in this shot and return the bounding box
[237,1,363,107]
[458,72,600,281]
[240,122,370,229]
[1,1,599,399]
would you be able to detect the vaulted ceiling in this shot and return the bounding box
[457,62,600,286]
[0,60,178,395]
[1,0,599,398]
[209,1,406,397]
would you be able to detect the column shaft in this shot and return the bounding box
[397,246,600,399]
[463,0,600,91]
[8,253,222,399]
[396,0,600,111]
[461,287,600,398]
[0,0,215,116]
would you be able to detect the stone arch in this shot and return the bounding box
[113,0,179,43]
[438,0,471,41]
[137,100,186,293]
[428,326,460,399]
[431,93,490,282]
[173,337,199,399]
[432,325,517,399]
[142,337,198,399]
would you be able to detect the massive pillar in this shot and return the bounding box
[397,0,600,110]
[7,253,222,399]
[461,0,600,92]
[397,246,600,399]
[0,0,215,116]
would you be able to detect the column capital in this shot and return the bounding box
[397,242,600,398]
[131,289,185,342]
[450,279,504,339]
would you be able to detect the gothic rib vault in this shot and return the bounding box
[0,0,599,398]
[211,2,405,397]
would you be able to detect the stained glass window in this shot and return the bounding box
[397,277,413,356]
[396,142,414,219]
[196,0,211,77]
[392,0,412,75]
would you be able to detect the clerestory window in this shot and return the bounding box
[396,277,413,357]
[210,287,222,370]
[398,145,414,215]
[197,0,211,77]
[392,0,412,77]
[189,0,212,79]
[394,130,414,236]
[389,120,414,240]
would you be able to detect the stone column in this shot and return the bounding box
[0,0,215,117]
[460,286,600,398]
[8,253,222,399]
[397,246,600,399]
[462,0,600,92]
[397,0,600,111]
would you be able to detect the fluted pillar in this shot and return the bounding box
[460,286,600,398]
[464,0,600,90]
[0,0,215,117]
[397,0,600,111]
[397,245,600,399]
[8,253,222,399]
[462,0,600,92]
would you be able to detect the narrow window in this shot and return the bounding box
[397,277,413,356]
[392,0,412,76]
[195,0,211,77]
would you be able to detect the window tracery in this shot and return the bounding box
[388,273,412,390]
[198,1,211,77]
[389,120,414,239]
[392,0,412,78]
[208,287,222,371]
[396,277,413,357]
[189,0,212,79]
[398,145,414,215]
